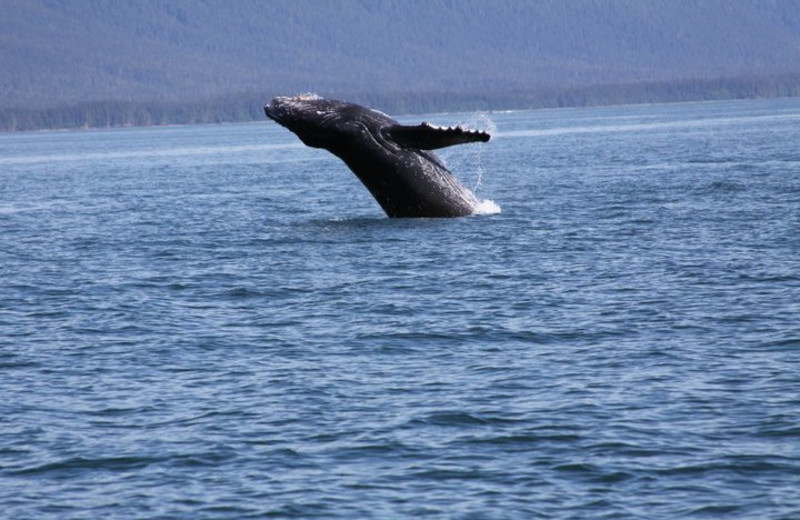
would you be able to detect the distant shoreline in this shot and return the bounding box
[3,74,799,132]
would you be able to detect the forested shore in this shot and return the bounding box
[3,74,799,132]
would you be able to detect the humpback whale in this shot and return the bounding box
[264,95,491,218]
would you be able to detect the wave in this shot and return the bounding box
[498,112,800,138]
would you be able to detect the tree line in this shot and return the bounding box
[3,75,800,132]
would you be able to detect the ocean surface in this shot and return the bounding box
[1,98,799,519]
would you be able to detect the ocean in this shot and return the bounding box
[1,98,799,519]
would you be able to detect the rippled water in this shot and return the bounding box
[2,98,799,519]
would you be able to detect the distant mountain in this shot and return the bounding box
[2,0,800,128]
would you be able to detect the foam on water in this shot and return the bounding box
[474,198,502,215]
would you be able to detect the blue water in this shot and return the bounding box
[2,98,799,519]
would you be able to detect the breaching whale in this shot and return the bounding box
[264,95,491,218]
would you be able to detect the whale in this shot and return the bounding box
[264,95,491,218]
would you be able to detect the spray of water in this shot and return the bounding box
[474,198,502,215]
[453,111,500,215]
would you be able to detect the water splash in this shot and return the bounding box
[464,111,498,137]
[459,112,497,206]
[436,111,497,201]
[474,198,502,215]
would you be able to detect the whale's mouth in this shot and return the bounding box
[264,101,284,123]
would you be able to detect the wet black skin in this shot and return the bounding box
[264,96,490,218]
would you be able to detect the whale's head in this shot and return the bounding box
[265,94,385,150]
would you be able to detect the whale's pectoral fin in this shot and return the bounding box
[384,122,491,150]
